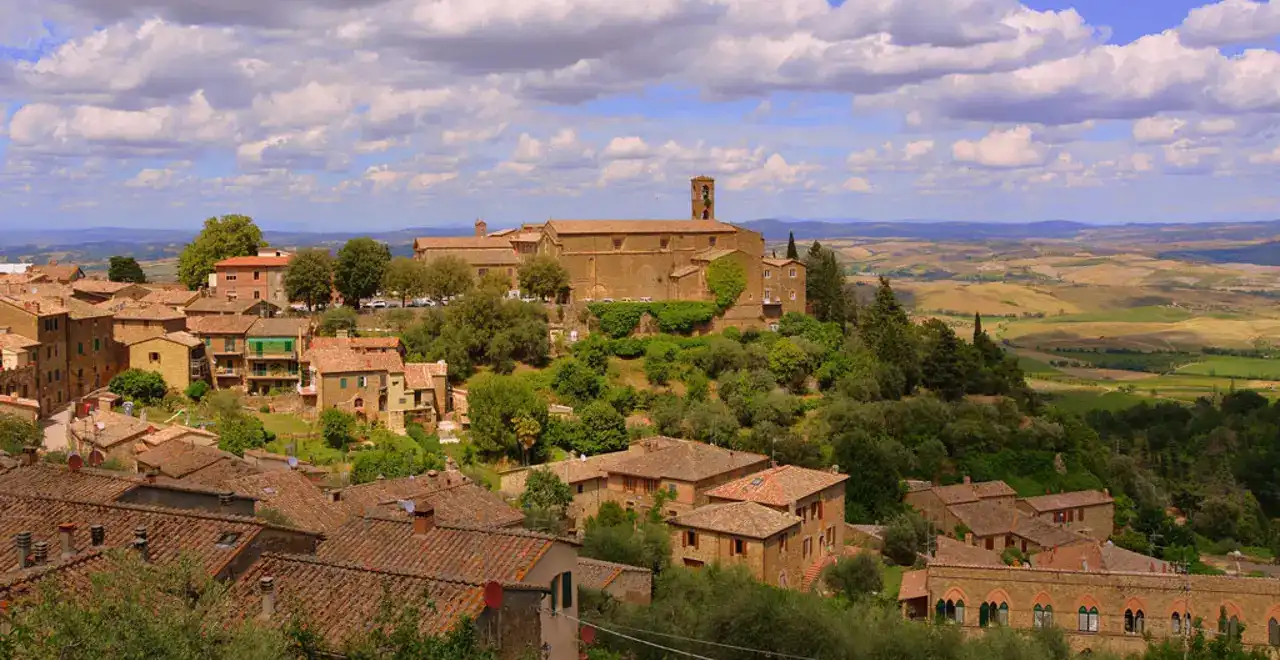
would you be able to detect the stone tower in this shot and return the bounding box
[474,218,487,237]
[691,176,715,220]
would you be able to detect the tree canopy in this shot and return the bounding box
[517,255,570,301]
[108,369,168,404]
[177,215,264,290]
[421,256,475,302]
[381,257,429,307]
[334,238,392,309]
[284,248,335,311]
[107,256,147,283]
[0,412,42,455]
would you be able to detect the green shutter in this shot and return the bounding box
[77,342,83,355]
[340,378,348,389]
[561,571,573,609]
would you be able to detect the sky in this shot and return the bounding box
[4,0,1280,230]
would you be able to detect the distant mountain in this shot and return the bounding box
[1161,241,1280,266]
[739,219,1091,241]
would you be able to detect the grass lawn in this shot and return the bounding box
[1050,306,1194,324]
[1016,355,1059,374]
[264,434,345,466]
[1178,356,1280,380]
[255,412,314,437]
[881,563,905,601]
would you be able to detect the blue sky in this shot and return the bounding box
[4,0,1280,230]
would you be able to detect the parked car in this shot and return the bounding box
[368,299,389,308]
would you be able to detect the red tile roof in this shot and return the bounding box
[317,517,557,581]
[547,220,738,235]
[215,256,291,268]
[226,470,349,533]
[0,332,39,350]
[404,361,447,389]
[705,465,847,506]
[134,441,246,479]
[412,236,515,251]
[186,314,258,335]
[576,557,651,590]
[923,480,1017,505]
[898,569,929,601]
[308,336,402,351]
[104,301,187,321]
[0,462,255,502]
[69,410,155,449]
[139,288,200,307]
[669,501,801,539]
[1019,490,1114,512]
[605,439,767,483]
[334,471,521,528]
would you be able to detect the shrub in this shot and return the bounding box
[258,404,271,414]
[184,380,210,402]
[108,369,168,404]
[320,408,357,450]
[653,301,716,334]
[706,258,746,310]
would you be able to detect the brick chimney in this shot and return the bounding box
[219,491,234,514]
[962,475,971,485]
[964,532,974,546]
[412,504,436,536]
[475,218,487,238]
[22,447,37,466]
[89,525,105,547]
[259,577,276,619]
[32,541,48,566]
[133,526,149,562]
[15,531,32,569]
[58,523,76,559]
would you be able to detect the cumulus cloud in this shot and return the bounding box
[952,126,1047,168]
[1180,0,1280,47]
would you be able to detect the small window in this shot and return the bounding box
[789,268,797,278]
[358,376,367,387]
[216,531,242,548]
[284,340,293,352]
[340,378,348,389]
[576,484,584,494]
[660,237,670,249]
[477,268,488,277]
[684,530,697,548]
[94,338,101,351]
[764,270,772,279]
[789,290,797,300]
[561,571,573,609]
[667,483,677,496]
[253,290,261,300]
[708,236,717,247]
[733,538,744,555]
[613,238,623,250]
[765,288,772,300]
[149,352,160,362]
[77,342,83,355]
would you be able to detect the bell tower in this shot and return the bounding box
[691,176,715,220]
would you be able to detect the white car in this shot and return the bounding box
[368,299,389,308]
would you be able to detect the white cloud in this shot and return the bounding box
[1180,0,1280,47]
[1133,116,1187,144]
[952,126,1047,168]
[842,176,872,192]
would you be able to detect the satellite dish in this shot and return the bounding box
[88,450,104,467]
[399,500,415,514]
[67,453,83,471]
[287,456,298,468]
[483,581,504,610]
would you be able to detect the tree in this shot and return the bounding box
[467,374,548,461]
[517,255,570,301]
[859,277,919,396]
[882,512,932,566]
[108,369,168,404]
[318,307,358,337]
[768,337,810,392]
[786,231,799,260]
[805,246,846,324]
[382,257,429,307]
[422,256,475,302]
[644,341,679,386]
[514,416,542,464]
[216,411,273,456]
[553,358,604,403]
[334,238,392,309]
[320,408,357,450]
[107,256,147,283]
[920,319,975,402]
[520,468,574,531]
[0,412,42,455]
[184,380,210,402]
[177,214,264,290]
[581,501,671,571]
[822,554,883,599]
[580,401,629,453]
[285,248,335,311]
[571,333,612,375]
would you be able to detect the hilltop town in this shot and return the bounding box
[2,179,1280,659]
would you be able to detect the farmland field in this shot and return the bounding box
[1178,356,1280,380]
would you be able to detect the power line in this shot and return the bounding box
[581,617,820,660]
[549,610,716,660]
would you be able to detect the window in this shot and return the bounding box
[811,501,820,519]
[284,340,293,352]
[216,531,242,548]
[1078,507,1085,520]
[660,237,670,249]
[779,532,787,553]
[1172,613,1182,635]
[789,291,796,301]
[225,274,237,281]
[576,483,584,494]
[613,238,623,250]
[938,599,964,624]
[77,342,83,355]
[149,352,160,362]
[764,288,772,300]
[55,369,60,382]
[1219,613,1241,639]
[667,483,677,496]
[1269,617,1279,646]
[789,268,797,278]
[358,376,368,387]
[1124,609,1145,635]
[803,537,812,559]
[253,271,261,280]
[985,537,994,550]
[708,236,717,246]
[1034,605,1054,628]
[94,338,100,352]
[684,530,698,548]
[764,270,772,279]
[560,571,573,609]
[732,538,744,555]
[340,378,348,389]
[477,268,488,277]
[253,290,261,299]
[1078,606,1099,633]
[224,338,235,352]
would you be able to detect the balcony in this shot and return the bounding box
[211,346,243,356]
[215,369,241,378]
[247,369,300,380]
[248,350,296,360]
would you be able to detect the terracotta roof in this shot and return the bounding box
[140,288,200,306]
[404,361,447,389]
[398,483,523,528]
[248,317,310,338]
[69,410,155,449]
[185,298,278,314]
[0,332,39,350]
[898,569,929,601]
[186,314,258,335]
[501,454,622,492]
[0,294,68,317]
[317,517,558,581]
[141,425,219,448]
[670,264,701,278]
[705,465,848,506]
[926,480,1017,505]
[0,548,111,599]
[134,440,245,479]
[547,220,739,235]
[576,557,651,590]
[762,258,802,267]
[129,330,202,348]
[0,493,268,575]
[1031,541,1169,573]
[309,336,402,351]
[0,463,141,501]
[692,248,738,263]
[226,554,525,647]
[930,535,1004,567]
[226,470,349,532]
[215,256,291,268]
[71,280,134,294]
[950,501,1091,549]
[307,347,404,375]
[413,237,514,251]
[30,263,83,282]
[606,439,767,482]
[0,394,39,411]
[104,301,187,321]
[670,501,801,539]
[1020,490,1115,512]
[181,457,264,488]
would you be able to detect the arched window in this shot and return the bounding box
[980,603,990,627]
[936,600,946,621]
[998,603,1009,626]
[1171,613,1181,635]
[1125,610,1134,634]
[1079,606,1099,632]
[1043,605,1054,628]
[1135,610,1144,634]
[1269,617,1280,646]
[1034,605,1045,628]
[955,600,965,624]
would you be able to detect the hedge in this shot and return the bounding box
[587,301,718,338]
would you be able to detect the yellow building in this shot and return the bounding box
[127,331,209,393]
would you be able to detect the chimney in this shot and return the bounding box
[90,525,105,547]
[327,490,342,504]
[962,475,971,485]
[58,523,75,559]
[829,464,840,474]
[412,505,436,536]
[474,218,488,237]
[259,577,276,619]
[15,531,32,569]
[219,491,234,513]
[32,541,48,566]
[964,532,974,546]
[22,447,37,466]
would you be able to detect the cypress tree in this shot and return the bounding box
[786,231,799,260]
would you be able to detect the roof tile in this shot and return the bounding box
[705,465,847,506]
[669,501,801,539]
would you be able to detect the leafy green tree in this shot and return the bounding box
[882,512,931,566]
[468,374,548,461]
[517,255,570,301]
[920,319,976,402]
[571,333,612,375]
[0,412,42,455]
[382,257,429,308]
[421,256,475,301]
[107,256,147,283]
[285,248,335,311]
[318,307,358,336]
[786,231,799,260]
[580,401,629,453]
[520,468,574,532]
[706,258,746,310]
[859,277,919,396]
[582,501,671,571]
[177,214,264,290]
[215,411,273,456]
[350,448,442,484]
[643,341,679,386]
[320,408,357,450]
[108,369,168,404]
[184,380,210,402]
[685,400,739,446]
[804,243,847,324]
[768,337,810,392]
[553,358,604,404]
[822,553,883,599]
[334,238,392,309]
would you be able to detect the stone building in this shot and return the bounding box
[668,500,804,587]
[212,255,291,306]
[244,317,310,395]
[301,344,447,434]
[1017,489,1116,541]
[126,331,209,393]
[0,330,38,401]
[69,280,149,305]
[100,300,188,345]
[187,315,258,389]
[576,557,652,604]
[0,293,123,414]
[602,437,769,517]
[900,562,1280,655]
[67,408,156,469]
